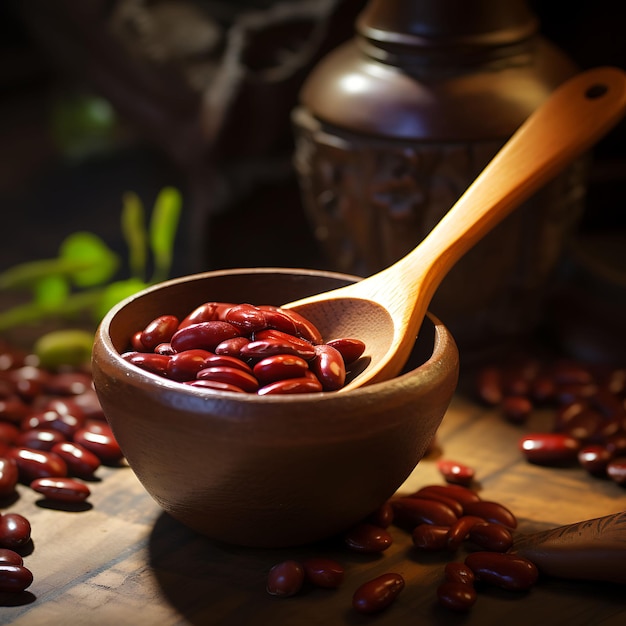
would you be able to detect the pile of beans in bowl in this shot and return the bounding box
[121,301,366,394]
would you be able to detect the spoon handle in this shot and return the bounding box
[512,511,626,584]
[402,66,626,299]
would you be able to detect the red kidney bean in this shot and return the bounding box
[266,560,305,597]
[366,501,394,528]
[446,516,485,551]
[51,441,101,477]
[413,484,481,507]
[0,396,30,423]
[271,308,323,344]
[9,447,68,482]
[251,329,317,357]
[0,564,33,593]
[0,457,19,497]
[0,548,23,566]
[475,366,503,406]
[22,408,83,440]
[501,395,533,424]
[257,377,323,395]
[302,557,344,588]
[325,338,366,365]
[344,523,393,553]
[8,366,51,398]
[224,304,268,333]
[462,501,517,529]
[412,524,449,551]
[468,522,514,552]
[239,337,315,361]
[253,354,309,385]
[213,336,250,357]
[444,562,475,586]
[170,321,241,353]
[437,581,477,612]
[257,306,299,336]
[0,512,31,549]
[578,444,612,476]
[252,354,309,385]
[352,573,405,614]
[530,374,556,404]
[130,331,147,351]
[519,432,580,466]
[309,344,346,391]
[437,459,475,487]
[30,476,91,503]
[391,496,459,528]
[0,422,20,446]
[140,315,179,350]
[186,380,246,393]
[202,354,253,373]
[606,457,626,485]
[154,342,176,356]
[16,428,66,451]
[465,552,538,591]
[563,408,604,441]
[122,351,171,376]
[166,349,213,382]
[196,366,259,393]
[73,423,123,464]
[412,491,464,517]
[178,301,234,329]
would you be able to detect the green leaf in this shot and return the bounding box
[149,187,182,283]
[33,275,70,311]
[121,191,147,280]
[34,329,95,369]
[0,257,97,291]
[93,278,148,321]
[59,232,119,288]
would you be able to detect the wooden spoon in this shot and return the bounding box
[284,66,626,391]
[511,510,626,585]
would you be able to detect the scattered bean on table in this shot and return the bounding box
[0,337,127,595]
[473,354,626,487]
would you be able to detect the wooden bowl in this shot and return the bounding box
[91,268,459,547]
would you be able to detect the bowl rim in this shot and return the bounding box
[93,267,458,406]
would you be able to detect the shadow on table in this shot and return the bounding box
[147,510,626,626]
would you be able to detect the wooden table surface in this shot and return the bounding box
[2,385,625,626]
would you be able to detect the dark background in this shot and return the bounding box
[1,0,624,289]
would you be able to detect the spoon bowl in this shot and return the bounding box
[285,66,626,391]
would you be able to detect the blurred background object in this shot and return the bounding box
[1,0,624,363]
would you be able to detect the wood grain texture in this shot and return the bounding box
[1,393,625,625]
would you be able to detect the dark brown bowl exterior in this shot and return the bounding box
[92,268,459,547]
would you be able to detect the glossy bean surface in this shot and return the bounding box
[0,564,33,593]
[302,557,344,588]
[266,560,305,597]
[0,512,31,549]
[352,573,405,614]
[0,457,19,497]
[344,523,393,553]
[437,581,477,612]
[465,552,538,590]
[30,477,91,503]
[391,496,458,528]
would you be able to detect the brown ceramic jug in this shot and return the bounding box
[292,0,585,361]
